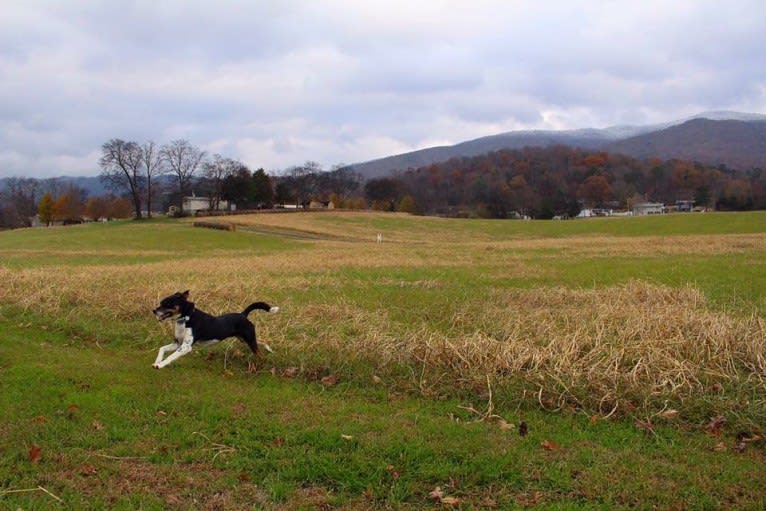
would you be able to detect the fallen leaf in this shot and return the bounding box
[247,361,258,374]
[29,444,42,463]
[91,421,104,431]
[516,491,543,507]
[518,421,528,437]
[341,434,353,441]
[634,418,655,434]
[706,415,727,436]
[67,403,79,419]
[271,436,285,448]
[283,366,299,378]
[497,419,514,431]
[80,464,97,476]
[736,431,763,444]
[589,414,599,425]
[386,464,400,480]
[713,442,727,452]
[440,496,462,506]
[540,440,559,451]
[372,375,382,384]
[428,487,444,500]
[658,409,679,420]
[320,375,338,386]
[156,410,167,417]
[33,415,48,424]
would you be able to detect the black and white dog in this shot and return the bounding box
[152,290,279,369]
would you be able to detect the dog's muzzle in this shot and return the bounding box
[153,308,176,321]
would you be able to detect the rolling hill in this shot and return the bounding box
[350,112,766,178]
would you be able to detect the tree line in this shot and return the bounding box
[3,141,764,229]
[98,139,367,218]
[362,146,766,218]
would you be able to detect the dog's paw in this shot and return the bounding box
[269,306,280,313]
[152,364,160,369]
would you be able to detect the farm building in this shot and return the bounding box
[632,202,665,215]
[181,195,230,214]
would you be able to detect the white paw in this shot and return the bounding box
[269,306,280,313]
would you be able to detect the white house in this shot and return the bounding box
[181,195,229,214]
[632,202,665,216]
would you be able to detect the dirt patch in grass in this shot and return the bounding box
[57,459,269,510]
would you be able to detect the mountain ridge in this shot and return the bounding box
[350,112,766,178]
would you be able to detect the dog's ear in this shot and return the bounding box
[181,290,190,299]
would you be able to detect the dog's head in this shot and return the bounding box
[153,290,192,321]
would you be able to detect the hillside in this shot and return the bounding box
[350,113,766,178]
[606,118,766,169]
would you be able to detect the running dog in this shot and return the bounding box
[152,290,279,369]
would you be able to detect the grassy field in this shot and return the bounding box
[1,210,765,509]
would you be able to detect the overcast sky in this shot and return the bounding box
[1,1,765,179]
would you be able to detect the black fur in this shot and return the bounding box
[153,290,276,354]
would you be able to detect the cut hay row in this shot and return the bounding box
[270,281,766,415]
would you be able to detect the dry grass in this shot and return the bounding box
[267,281,766,415]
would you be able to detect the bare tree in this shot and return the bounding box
[203,154,240,211]
[161,139,206,214]
[0,177,39,228]
[141,141,165,218]
[99,139,144,219]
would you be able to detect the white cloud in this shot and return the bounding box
[1,0,765,178]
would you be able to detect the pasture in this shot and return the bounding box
[1,211,765,509]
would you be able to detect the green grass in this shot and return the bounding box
[2,321,765,510]
[1,212,765,509]
[321,210,766,238]
[0,219,301,267]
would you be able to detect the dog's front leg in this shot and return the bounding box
[153,342,179,368]
[154,327,193,369]
[154,341,192,368]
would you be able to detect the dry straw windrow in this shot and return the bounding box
[267,280,766,415]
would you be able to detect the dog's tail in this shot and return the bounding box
[242,302,280,316]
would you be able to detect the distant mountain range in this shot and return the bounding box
[3,112,765,197]
[350,112,766,178]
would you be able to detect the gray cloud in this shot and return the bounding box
[1,0,765,178]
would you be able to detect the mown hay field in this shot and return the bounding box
[1,211,764,420]
[1,210,765,509]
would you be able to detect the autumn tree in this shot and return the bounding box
[108,197,133,218]
[85,196,110,220]
[38,193,55,226]
[53,193,84,222]
[578,175,613,207]
[397,195,418,214]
